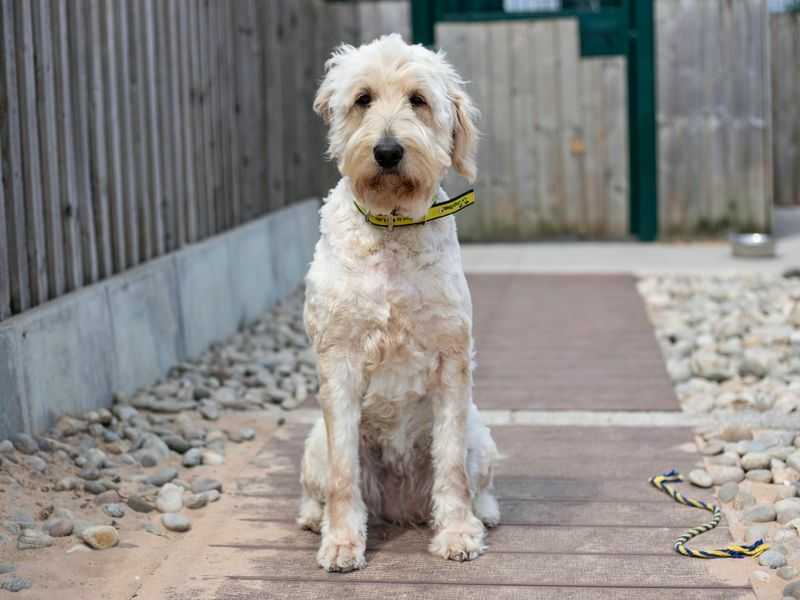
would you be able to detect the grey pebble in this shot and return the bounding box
[17,530,54,550]
[687,469,712,488]
[0,577,32,593]
[54,477,81,492]
[84,481,107,495]
[708,465,745,485]
[102,430,121,443]
[145,468,178,487]
[787,580,800,600]
[127,495,155,513]
[699,440,724,456]
[191,478,223,494]
[45,518,74,537]
[199,402,220,421]
[746,469,773,483]
[161,513,191,532]
[163,435,191,454]
[744,504,777,523]
[184,494,208,510]
[0,564,15,575]
[759,549,787,568]
[779,565,800,580]
[0,440,14,454]
[94,490,122,505]
[776,498,800,524]
[79,467,101,481]
[742,452,771,471]
[182,448,203,468]
[11,433,39,455]
[102,503,125,519]
[21,456,46,474]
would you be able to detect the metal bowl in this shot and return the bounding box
[730,233,775,258]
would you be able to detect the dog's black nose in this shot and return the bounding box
[373,138,404,169]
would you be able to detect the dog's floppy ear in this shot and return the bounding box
[314,43,356,125]
[450,89,479,182]
[313,83,334,125]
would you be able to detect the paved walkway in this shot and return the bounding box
[461,208,800,276]
[134,274,755,599]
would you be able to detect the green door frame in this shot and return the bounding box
[411,0,658,241]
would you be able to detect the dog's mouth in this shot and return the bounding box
[367,170,417,196]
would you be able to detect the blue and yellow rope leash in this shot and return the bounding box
[649,469,770,559]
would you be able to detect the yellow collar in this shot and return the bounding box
[353,189,475,229]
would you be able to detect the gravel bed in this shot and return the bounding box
[640,273,800,596]
[0,289,313,593]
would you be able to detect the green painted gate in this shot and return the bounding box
[411,0,657,241]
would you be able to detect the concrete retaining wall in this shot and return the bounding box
[0,200,320,438]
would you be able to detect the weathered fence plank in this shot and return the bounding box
[557,20,586,235]
[263,0,286,211]
[32,0,66,297]
[1,0,31,312]
[52,0,84,291]
[188,0,208,238]
[68,0,100,285]
[142,0,165,256]
[101,0,128,272]
[87,0,114,278]
[16,0,50,303]
[128,0,152,261]
[222,1,241,228]
[114,0,139,267]
[209,0,224,230]
[604,58,629,237]
[234,0,263,220]
[0,157,8,320]
[155,0,176,250]
[200,0,216,235]
[179,0,197,242]
[772,12,800,206]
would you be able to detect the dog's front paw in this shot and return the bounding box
[317,532,367,572]
[429,519,486,562]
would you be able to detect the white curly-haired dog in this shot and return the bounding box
[299,34,499,573]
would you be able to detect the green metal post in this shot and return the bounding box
[628,0,658,241]
[411,0,436,45]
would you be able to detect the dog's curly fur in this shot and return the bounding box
[299,34,499,573]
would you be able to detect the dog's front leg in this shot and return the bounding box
[429,352,486,561]
[316,356,367,572]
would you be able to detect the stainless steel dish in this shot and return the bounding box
[730,233,775,258]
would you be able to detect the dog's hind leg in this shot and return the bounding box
[466,405,500,528]
[298,418,327,533]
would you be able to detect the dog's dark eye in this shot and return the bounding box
[355,92,372,107]
[409,93,427,108]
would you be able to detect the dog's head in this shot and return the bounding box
[314,34,479,219]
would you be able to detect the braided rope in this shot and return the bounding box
[649,469,770,559]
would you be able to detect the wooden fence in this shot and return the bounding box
[656,0,772,236]
[0,0,409,323]
[438,19,629,241]
[772,11,800,207]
